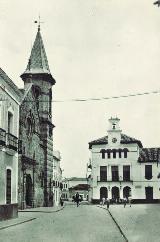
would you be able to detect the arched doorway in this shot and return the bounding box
[25,174,33,207]
[112,186,119,202]
[123,186,131,199]
[100,187,108,200]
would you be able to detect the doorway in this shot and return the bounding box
[145,187,153,202]
[25,174,33,207]
[112,186,120,202]
[100,187,108,200]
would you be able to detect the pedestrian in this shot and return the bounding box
[123,197,127,208]
[75,192,80,207]
[128,196,132,207]
[60,196,63,207]
[102,197,105,206]
[106,197,110,209]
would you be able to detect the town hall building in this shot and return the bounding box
[88,117,160,203]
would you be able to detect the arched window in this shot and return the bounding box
[6,169,11,204]
[113,149,116,159]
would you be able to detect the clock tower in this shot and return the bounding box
[107,117,122,146]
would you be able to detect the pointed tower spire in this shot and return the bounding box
[21,27,55,85]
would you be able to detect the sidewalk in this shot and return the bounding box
[19,205,64,213]
[0,213,36,230]
[0,205,64,230]
[98,204,160,242]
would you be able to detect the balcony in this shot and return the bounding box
[97,176,108,182]
[6,133,18,151]
[0,128,6,146]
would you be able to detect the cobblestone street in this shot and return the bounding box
[0,204,160,242]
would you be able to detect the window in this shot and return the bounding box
[119,150,122,158]
[123,166,130,181]
[100,166,107,181]
[112,124,116,129]
[49,126,52,137]
[49,89,52,115]
[101,149,105,159]
[113,150,116,159]
[145,165,152,180]
[124,149,128,158]
[107,152,111,159]
[8,112,13,134]
[6,169,11,204]
[66,184,67,189]
[111,166,119,181]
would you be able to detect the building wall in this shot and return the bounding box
[0,71,20,220]
[53,150,62,206]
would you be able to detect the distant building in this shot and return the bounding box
[18,25,56,209]
[53,150,62,206]
[88,117,160,203]
[0,68,21,220]
[62,177,89,201]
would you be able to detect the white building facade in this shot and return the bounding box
[62,177,88,201]
[89,117,160,203]
[53,150,62,206]
[0,69,21,220]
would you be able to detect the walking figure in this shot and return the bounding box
[128,196,132,207]
[123,197,127,208]
[106,198,110,209]
[75,192,80,207]
[102,197,105,206]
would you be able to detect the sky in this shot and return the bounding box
[1,0,160,178]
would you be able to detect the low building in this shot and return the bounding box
[53,150,62,206]
[62,177,89,201]
[0,68,21,220]
[88,117,160,203]
[69,184,89,201]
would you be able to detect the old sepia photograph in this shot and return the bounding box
[1,1,160,241]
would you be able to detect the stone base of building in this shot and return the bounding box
[0,203,18,221]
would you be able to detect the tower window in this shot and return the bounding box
[112,123,116,129]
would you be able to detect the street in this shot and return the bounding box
[0,204,124,242]
[1,203,160,242]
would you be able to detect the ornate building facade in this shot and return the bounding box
[18,25,55,209]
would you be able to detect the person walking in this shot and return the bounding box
[75,192,80,207]
[102,197,105,206]
[123,197,127,208]
[128,196,132,207]
[106,197,110,209]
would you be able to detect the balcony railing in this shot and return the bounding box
[97,176,108,182]
[0,128,6,146]
[6,133,18,151]
[97,176,133,183]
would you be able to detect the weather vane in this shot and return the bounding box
[153,1,160,7]
[34,15,44,31]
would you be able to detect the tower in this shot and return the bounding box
[21,25,56,207]
[107,117,122,147]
